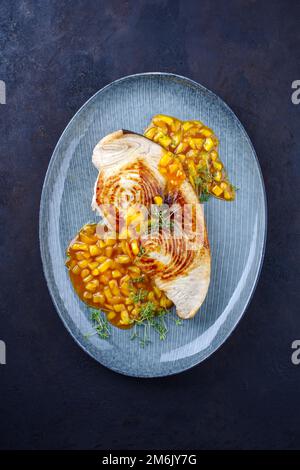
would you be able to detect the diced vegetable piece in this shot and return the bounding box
[144,127,157,140]
[203,137,214,151]
[113,304,126,313]
[83,291,93,300]
[79,232,97,244]
[116,255,131,264]
[131,240,139,256]
[214,171,222,182]
[98,259,113,273]
[112,270,122,278]
[72,243,89,252]
[86,281,98,292]
[78,259,89,269]
[81,269,90,278]
[154,195,163,205]
[107,312,116,320]
[72,265,81,275]
[159,135,172,147]
[93,293,105,304]
[213,161,223,171]
[212,185,223,197]
[159,153,172,167]
[88,261,99,270]
[153,114,174,126]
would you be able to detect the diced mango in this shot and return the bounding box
[159,152,172,167]
[116,255,131,264]
[105,246,113,257]
[113,304,126,313]
[203,137,214,151]
[103,286,113,301]
[71,242,89,252]
[81,269,90,278]
[154,195,163,206]
[112,270,122,278]
[93,293,105,304]
[72,265,81,275]
[212,185,223,197]
[120,311,130,324]
[182,121,194,131]
[214,171,222,182]
[98,259,113,273]
[144,127,158,140]
[89,244,101,256]
[107,311,116,320]
[131,240,139,256]
[109,280,120,296]
[128,265,141,274]
[75,251,86,261]
[79,232,97,244]
[88,261,99,270]
[85,280,99,292]
[175,142,188,154]
[213,161,223,171]
[224,190,233,200]
[153,114,174,126]
[83,291,93,300]
[78,259,89,269]
[148,292,155,302]
[201,128,213,137]
[159,135,172,148]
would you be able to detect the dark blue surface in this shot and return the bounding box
[0,0,299,450]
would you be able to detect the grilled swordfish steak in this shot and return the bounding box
[91,130,211,319]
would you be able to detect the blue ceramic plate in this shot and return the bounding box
[39,73,267,377]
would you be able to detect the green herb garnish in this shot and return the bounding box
[131,288,148,303]
[199,189,211,203]
[87,302,182,348]
[131,275,145,284]
[130,302,169,346]
[89,309,111,340]
[137,246,146,257]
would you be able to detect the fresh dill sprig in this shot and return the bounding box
[152,316,168,340]
[194,176,203,186]
[199,189,211,203]
[171,316,183,326]
[137,246,146,257]
[130,325,138,341]
[89,308,111,340]
[131,302,170,345]
[131,275,145,284]
[131,288,148,303]
[137,301,156,322]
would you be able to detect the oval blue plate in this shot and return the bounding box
[39,73,267,377]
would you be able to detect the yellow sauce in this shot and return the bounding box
[145,114,236,201]
[66,223,172,328]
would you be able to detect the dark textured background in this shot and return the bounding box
[0,0,299,450]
